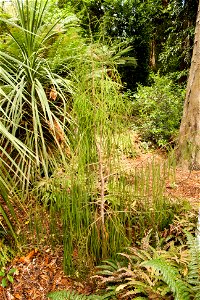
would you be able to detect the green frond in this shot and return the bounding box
[0,0,74,195]
[120,246,155,264]
[97,259,119,273]
[184,231,200,297]
[194,291,200,300]
[47,290,104,300]
[142,258,190,300]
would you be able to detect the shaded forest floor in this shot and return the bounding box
[0,151,199,300]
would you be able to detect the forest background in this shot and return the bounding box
[0,0,200,299]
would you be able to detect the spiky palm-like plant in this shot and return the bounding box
[0,0,77,240]
[0,0,75,194]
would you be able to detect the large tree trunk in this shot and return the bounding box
[178,0,200,170]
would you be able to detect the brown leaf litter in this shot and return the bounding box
[0,246,93,300]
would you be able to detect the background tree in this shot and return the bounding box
[178,0,200,170]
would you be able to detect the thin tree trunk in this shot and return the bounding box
[150,38,156,70]
[178,0,200,170]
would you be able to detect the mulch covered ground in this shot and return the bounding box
[0,246,93,300]
[166,167,200,206]
[0,153,199,300]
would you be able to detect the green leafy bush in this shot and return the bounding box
[131,74,185,148]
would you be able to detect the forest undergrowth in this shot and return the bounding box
[0,144,199,300]
[0,1,199,300]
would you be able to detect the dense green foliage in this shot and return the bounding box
[159,0,198,82]
[61,0,198,88]
[131,74,185,147]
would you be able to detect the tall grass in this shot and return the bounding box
[60,44,131,273]
[35,149,180,274]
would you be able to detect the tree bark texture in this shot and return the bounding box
[178,0,200,170]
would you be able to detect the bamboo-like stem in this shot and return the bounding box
[96,134,105,248]
[197,208,200,248]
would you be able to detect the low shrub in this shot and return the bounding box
[131,74,185,148]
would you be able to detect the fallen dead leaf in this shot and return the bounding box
[19,249,38,264]
[14,293,22,299]
[49,87,57,101]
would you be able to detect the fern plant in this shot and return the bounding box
[47,290,106,300]
[95,246,172,299]
[142,258,190,300]
[143,231,200,300]
[95,230,200,300]
[185,231,200,299]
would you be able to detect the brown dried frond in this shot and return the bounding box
[47,119,65,146]
[49,87,57,101]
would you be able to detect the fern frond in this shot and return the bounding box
[142,258,190,300]
[47,290,104,300]
[194,290,200,300]
[184,231,200,297]
[97,259,119,274]
[124,247,153,262]
[185,231,200,282]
